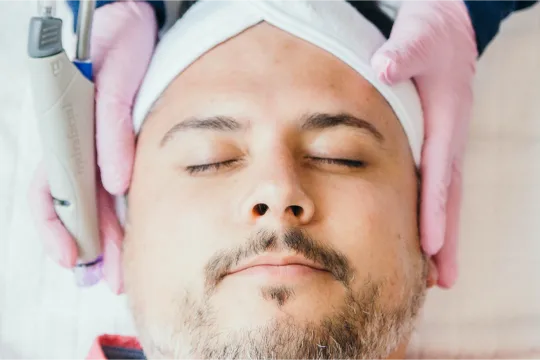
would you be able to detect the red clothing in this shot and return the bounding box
[87,335,144,359]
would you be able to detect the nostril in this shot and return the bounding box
[290,205,303,217]
[253,203,269,216]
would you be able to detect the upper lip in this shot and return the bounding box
[227,254,328,275]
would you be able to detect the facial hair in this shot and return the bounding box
[139,229,428,359]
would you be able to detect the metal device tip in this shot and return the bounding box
[38,0,56,17]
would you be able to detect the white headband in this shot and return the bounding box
[132,0,424,165]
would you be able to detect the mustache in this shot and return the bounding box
[204,229,352,291]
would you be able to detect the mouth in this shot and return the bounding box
[226,254,330,278]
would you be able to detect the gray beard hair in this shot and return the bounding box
[142,267,428,360]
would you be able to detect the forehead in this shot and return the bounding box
[144,23,405,149]
[156,24,391,114]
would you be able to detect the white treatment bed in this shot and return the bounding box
[1,1,539,358]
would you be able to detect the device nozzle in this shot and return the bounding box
[38,0,56,17]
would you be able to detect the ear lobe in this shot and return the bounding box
[426,257,438,289]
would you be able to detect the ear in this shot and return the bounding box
[426,257,439,289]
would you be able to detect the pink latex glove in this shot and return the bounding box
[28,2,157,294]
[371,2,478,288]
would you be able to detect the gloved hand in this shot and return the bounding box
[28,1,157,294]
[371,2,478,288]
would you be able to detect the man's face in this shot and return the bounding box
[125,23,429,359]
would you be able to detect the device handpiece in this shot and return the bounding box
[27,1,102,286]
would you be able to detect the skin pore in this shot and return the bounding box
[124,23,435,359]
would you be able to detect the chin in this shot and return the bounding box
[211,279,345,330]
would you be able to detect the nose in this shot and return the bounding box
[239,158,315,227]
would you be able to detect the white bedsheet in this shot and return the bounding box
[1,1,539,358]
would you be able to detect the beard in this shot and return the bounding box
[132,229,428,359]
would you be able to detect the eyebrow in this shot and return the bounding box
[300,113,384,142]
[160,113,384,147]
[160,116,240,147]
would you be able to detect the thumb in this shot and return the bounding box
[92,2,157,195]
[371,42,430,85]
[371,3,444,84]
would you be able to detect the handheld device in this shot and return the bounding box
[27,0,102,286]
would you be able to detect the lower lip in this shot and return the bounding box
[229,264,327,278]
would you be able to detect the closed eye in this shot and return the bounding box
[184,157,366,175]
[309,157,367,168]
[185,159,239,175]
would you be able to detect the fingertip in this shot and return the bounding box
[371,38,426,84]
[437,264,458,289]
[432,170,463,289]
[96,103,135,195]
[110,278,125,295]
[42,222,78,268]
[99,187,125,294]
[421,230,444,255]
[102,230,124,294]
[420,165,452,255]
[371,51,400,85]
[103,240,124,295]
[104,268,124,295]
[101,163,133,195]
[420,206,446,255]
[433,237,459,289]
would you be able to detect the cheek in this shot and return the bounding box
[128,184,221,276]
[124,173,233,332]
[315,179,419,296]
[126,163,250,295]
